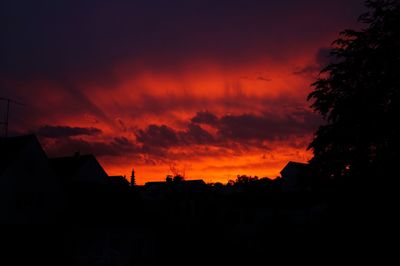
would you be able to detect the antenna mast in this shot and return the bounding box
[0,97,25,137]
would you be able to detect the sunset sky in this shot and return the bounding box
[0,0,365,184]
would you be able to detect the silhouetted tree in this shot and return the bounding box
[173,175,184,183]
[130,168,136,186]
[234,175,259,185]
[165,174,184,183]
[308,0,400,182]
[166,175,173,183]
[227,180,235,186]
[169,162,187,180]
[213,182,224,189]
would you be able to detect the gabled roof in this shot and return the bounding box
[280,161,308,176]
[109,175,129,186]
[49,154,99,178]
[0,134,40,175]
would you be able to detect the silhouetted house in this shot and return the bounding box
[0,135,61,223]
[280,161,310,192]
[49,153,109,186]
[109,175,130,187]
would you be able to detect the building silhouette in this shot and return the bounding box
[0,135,62,223]
[49,153,109,186]
[280,161,309,192]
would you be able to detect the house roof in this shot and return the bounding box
[49,154,98,178]
[109,175,129,186]
[0,134,39,175]
[280,161,308,176]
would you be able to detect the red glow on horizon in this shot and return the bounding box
[14,46,321,186]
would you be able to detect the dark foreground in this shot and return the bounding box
[1,178,396,266]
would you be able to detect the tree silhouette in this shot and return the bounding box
[234,175,259,185]
[166,175,173,183]
[165,174,184,183]
[173,175,184,183]
[308,0,400,182]
[130,168,136,186]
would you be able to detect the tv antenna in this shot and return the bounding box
[0,97,26,137]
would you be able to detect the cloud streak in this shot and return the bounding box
[38,125,102,138]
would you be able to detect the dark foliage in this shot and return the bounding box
[130,168,136,186]
[308,0,400,183]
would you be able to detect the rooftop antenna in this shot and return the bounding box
[0,97,26,137]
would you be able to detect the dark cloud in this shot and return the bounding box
[136,125,179,148]
[182,123,215,144]
[135,109,320,150]
[38,125,102,138]
[217,111,319,141]
[43,136,138,157]
[136,123,215,148]
[191,111,218,125]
